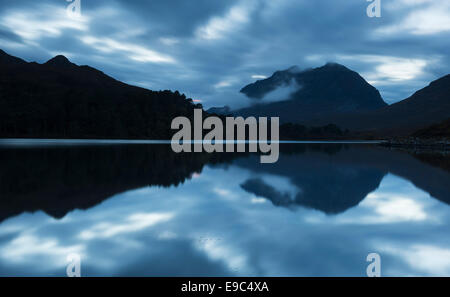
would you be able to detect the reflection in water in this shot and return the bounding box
[0,142,449,276]
[0,145,234,222]
[237,145,386,214]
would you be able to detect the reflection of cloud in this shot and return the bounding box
[79,212,174,240]
[361,193,427,223]
[158,231,178,240]
[1,234,84,265]
[251,197,267,204]
[195,238,250,275]
[0,165,449,276]
[332,174,438,225]
[381,244,450,276]
[212,187,238,201]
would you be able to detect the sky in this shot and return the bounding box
[0,0,449,108]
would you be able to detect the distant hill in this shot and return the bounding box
[328,74,450,135]
[412,118,450,139]
[235,63,387,123]
[206,106,231,115]
[0,49,200,139]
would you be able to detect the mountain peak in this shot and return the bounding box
[45,55,74,67]
[321,62,350,71]
[237,62,388,122]
[287,65,302,73]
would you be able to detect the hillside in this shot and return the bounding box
[328,74,450,135]
[412,118,450,139]
[0,49,200,139]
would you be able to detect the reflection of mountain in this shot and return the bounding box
[241,178,295,208]
[349,148,450,206]
[0,143,449,221]
[236,145,450,213]
[238,145,386,214]
[0,145,232,222]
[412,152,450,173]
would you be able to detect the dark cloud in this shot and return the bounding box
[0,0,448,107]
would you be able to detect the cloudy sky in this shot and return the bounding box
[0,0,449,108]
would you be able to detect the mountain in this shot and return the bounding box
[328,74,450,135]
[0,49,201,139]
[235,62,450,136]
[235,63,387,123]
[206,106,231,115]
[412,118,450,139]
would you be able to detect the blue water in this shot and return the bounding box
[0,142,449,276]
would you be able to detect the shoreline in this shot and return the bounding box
[380,138,450,150]
[0,138,385,147]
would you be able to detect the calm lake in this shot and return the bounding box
[0,141,449,276]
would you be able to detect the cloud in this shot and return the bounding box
[340,55,431,82]
[159,37,180,46]
[0,0,448,108]
[381,244,450,276]
[258,78,302,104]
[0,4,89,43]
[80,36,176,64]
[195,0,256,41]
[251,75,267,79]
[333,54,440,102]
[214,79,235,89]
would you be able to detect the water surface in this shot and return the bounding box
[0,142,449,276]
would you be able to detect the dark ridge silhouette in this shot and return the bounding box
[0,144,242,223]
[235,63,387,123]
[0,49,202,139]
[412,118,450,139]
[314,74,450,135]
[2,49,448,139]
